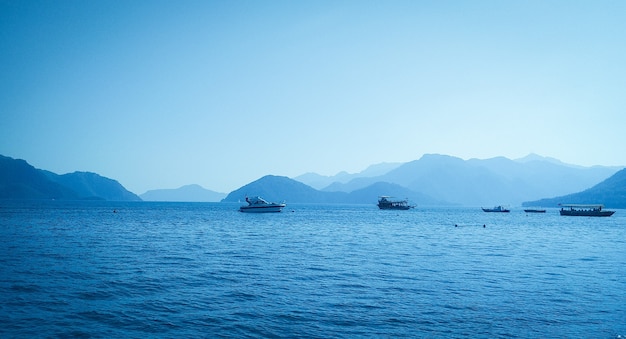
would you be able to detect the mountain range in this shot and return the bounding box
[292,154,621,206]
[0,155,140,201]
[294,162,402,190]
[221,175,445,205]
[2,153,625,207]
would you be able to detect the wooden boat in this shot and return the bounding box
[377,196,414,210]
[559,204,614,217]
[482,205,510,213]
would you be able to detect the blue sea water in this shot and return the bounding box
[1,201,625,338]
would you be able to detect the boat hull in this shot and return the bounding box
[524,209,546,213]
[482,208,510,213]
[378,205,412,210]
[559,210,614,217]
[240,204,285,213]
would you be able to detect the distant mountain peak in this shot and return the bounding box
[294,162,402,190]
[140,184,225,202]
[513,153,595,169]
[515,153,564,164]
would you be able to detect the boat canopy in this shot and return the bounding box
[559,204,604,208]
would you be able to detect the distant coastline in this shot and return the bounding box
[2,153,625,207]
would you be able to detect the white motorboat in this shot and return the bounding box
[239,196,286,213]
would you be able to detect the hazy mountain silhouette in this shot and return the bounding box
[0,155,140,201]
[222,175,446,205]
[4,152,623,206]
[523,168,626,208]
[312,154,620,206]
[141,184,226,202]
[222,175,348,204]
[0,155,77,199]
[346,181,448,206]
[514,153,574,166]
[294,162,402,190]
[44,171,141,201]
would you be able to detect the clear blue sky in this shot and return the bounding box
[2,0,625,194]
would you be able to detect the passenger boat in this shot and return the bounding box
[481,205,510,213]
[524,208,546,213]
[239,196,286,213]
[559,204,615,217]
[377,196,414,210]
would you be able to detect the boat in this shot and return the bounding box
[377,196,414,210]
[524,208,546,213]
[481,205,510,213]
[559,204,615,217]
[239,196,286,213]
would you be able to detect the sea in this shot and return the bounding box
[1,200,625,338]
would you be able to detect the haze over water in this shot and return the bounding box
[2,1,625,194]
[2,201,625,338]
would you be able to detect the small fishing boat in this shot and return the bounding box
[240,196,286,213]
[377,196,414,210]
[482,205,510,213]
[524,208,546,213]
[559,204,614,217]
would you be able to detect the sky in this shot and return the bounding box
[1,0,625,194]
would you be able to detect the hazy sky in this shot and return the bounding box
[2,1,625,194]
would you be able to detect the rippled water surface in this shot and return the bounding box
[1,201,625,338]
